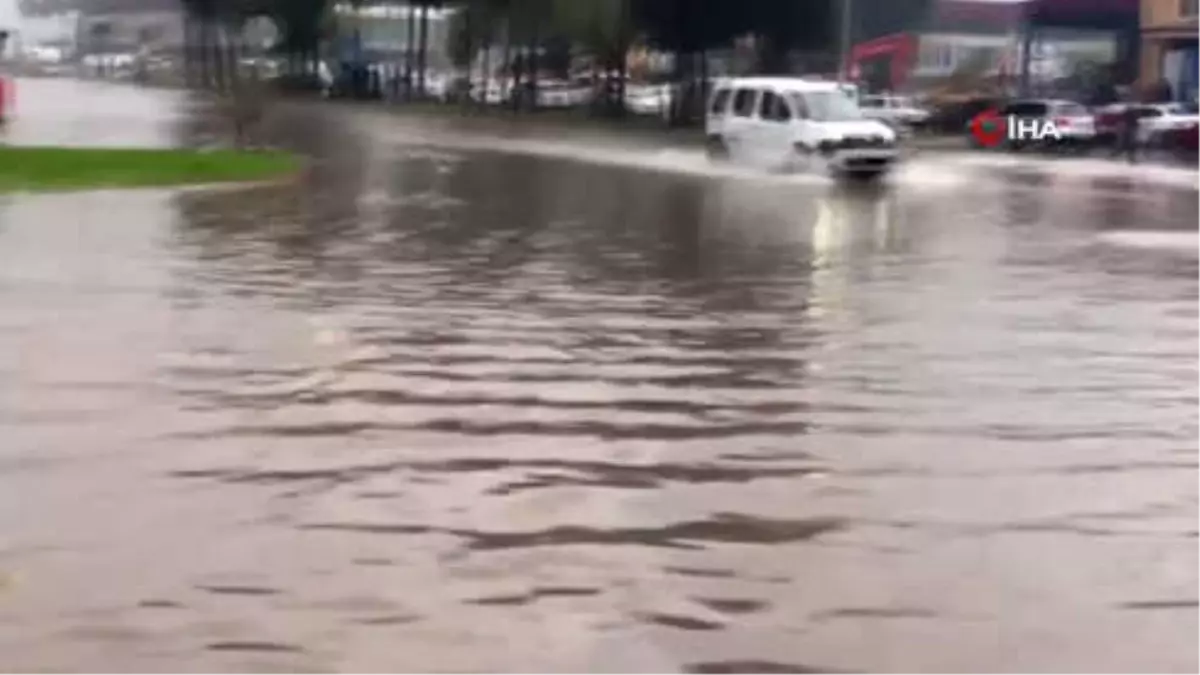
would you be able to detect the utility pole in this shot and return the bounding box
[838,0,852,82]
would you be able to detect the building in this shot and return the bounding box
[332,3,456,71]
[1140,0,1199,100]
[73,0,185,56]
[847,0,1139,94]
[848,0,1026,92]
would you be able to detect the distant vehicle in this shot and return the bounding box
[1135,102,1200,146]
[471,79,511,105]
[706,76,899,180]
[967,99,1096,150]
[1175,121,1200,153]
[537,79,591,108]
[1093,102,1184,146]
[860,94,931,131]
[626,83,673,118]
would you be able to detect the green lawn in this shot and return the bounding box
[0,146,301,193]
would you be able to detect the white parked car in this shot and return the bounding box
[859,94,930,130]
[1135,102,1200,145]
[705,77,900,179]
[626,83,674,117]
[537,79,592,108]
[470,79,512,105]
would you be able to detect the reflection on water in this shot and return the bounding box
[0,82,1196,673]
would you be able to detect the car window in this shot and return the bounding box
[710,88,731,115]
[1054,103,1088,116]
[861,97,883,109]
[1005,102,1048,116]
[732,88,759,118]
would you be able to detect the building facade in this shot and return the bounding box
[1140,0,1199,100]
[848,0,1139,94]
[332,3,455,71]
[74,0,184,56]
[847,0,1026,92]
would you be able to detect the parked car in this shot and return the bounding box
[1136,102,1200,146]
[626,82,674,118]
[1176,121,1200,153]
[926,95,1008,136]
[967,99,1096,150]
[860,94,931,131]
[537,79,592,108]
[1094,102,1181,146]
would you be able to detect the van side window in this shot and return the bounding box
[732,89,758,118]
[710,88,731,115]
[759,90,791,122]
[759,90,776,120]
[789,93,810,120]
[773,95,792,121]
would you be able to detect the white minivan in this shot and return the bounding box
[705,77,899,179]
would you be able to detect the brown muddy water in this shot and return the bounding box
[0,78,1196,673]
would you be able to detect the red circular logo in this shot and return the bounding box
[970,109,1007,148]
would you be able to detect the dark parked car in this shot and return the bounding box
[967,99,1096,150]
[926,95,1008,135]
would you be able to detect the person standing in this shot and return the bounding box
[1118,98,1141,163]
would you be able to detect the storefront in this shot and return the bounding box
[847,33,919,93]
[1140,0,1199,102]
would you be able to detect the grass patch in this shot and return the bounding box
[0,146,301,193]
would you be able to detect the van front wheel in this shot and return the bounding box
[706,136,730,162]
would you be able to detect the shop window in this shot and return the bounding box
[1181,0,1198,19]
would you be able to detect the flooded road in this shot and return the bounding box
[1,79,1197,672]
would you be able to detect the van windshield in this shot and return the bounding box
[792,90,863,121]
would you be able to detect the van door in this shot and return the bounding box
[789,92,821,154]
[725,88,761,162]
[756,89,795,169]
[705,87,733,140]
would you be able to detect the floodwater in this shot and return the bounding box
[0,78,1197,672]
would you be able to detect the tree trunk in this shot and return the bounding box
[615,0,629,117]
[480,31,492,110]
[500,17,512,108]
[198,20,211,88]
[528,9,542,111]
[212,21,226,91]
[226,23,240,90]
[404,2,416,100]
[416,2,429,99]
[757,34,788,75]
[669,50,687,125]
[183,14,194,87]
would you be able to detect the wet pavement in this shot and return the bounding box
[0,78,1197,672]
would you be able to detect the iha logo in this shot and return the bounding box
[971,111,1063,147]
